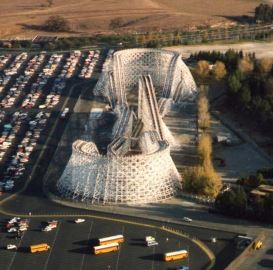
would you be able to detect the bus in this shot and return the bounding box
[93,243,119,255]
[164,250,188,262]
[30,243,50,253]
[98,235,124,245]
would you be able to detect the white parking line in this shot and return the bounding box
[151,231,157,270]
[43,222,62,270]
[115,225,125,270]
[79,221,93,270]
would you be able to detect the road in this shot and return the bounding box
[166,41,273,59]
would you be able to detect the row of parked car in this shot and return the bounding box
[40,51,82,109]
[0,111,50,192]
[0,111,28,163]
[21,53,55,109]
[60,50,82,79]
[0,54,12,70]
[79,50,100,79]
[0,75,12,94]
[0,54,46,109]
[4,52,28,76]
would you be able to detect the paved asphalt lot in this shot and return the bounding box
[0,216,210,270]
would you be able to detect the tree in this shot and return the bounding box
[265,77,273,100]
[212,61,227,80]
[195,60,210,79]
[255,4,273,23]
[198,133,212,168]
[238,57,254,74]
[183,165,222,198]
[197,94,211,130]
[257,58,273,74]
[109,17,124,29]
[227,74,242,94]
[183,132,222,198]
[239,85,251,107]
[215,187,247,217]
[43,15,70,32]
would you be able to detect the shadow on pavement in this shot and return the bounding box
[139,253,162,261]
[258,259,273,268]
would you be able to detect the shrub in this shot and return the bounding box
[183,165,222,198]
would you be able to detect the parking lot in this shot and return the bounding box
[0,50,102,197]
[0,216,210,270]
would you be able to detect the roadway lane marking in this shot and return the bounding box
[43,221,62,270]
[151,231,157,270]
[115,225,124,270]
[79,221,93,270]
[6,229,26,270]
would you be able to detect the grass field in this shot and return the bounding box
[0,0,267,38]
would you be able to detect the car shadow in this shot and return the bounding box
[139,253,162,261]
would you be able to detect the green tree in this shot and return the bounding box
[255,4,273,23]
[239,85,251,107]
[227,74,242,94]
[215,187,247,217]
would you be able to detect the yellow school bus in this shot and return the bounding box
[93,243,119,255]
[98,235,124,246]
[164,250,188,262]
[30,243,50,253]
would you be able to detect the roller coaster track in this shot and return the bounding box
[141,75,163,140]
[162,54,179,98]
[112,106,131,139]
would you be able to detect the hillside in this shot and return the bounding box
[0,0,267,38]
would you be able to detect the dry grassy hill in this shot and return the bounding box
[0,0,267,38]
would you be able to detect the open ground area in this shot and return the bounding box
[0,0,268,38]
[168,41,273,59]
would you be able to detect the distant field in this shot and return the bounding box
[0,0,267,38]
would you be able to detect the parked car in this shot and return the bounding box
[75,218,85,223]
[182,217,192,222]
[6,244,17,250]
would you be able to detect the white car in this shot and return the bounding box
[75,218,85,223]
[146,240,158,247]
[6,244,17,250]
[19,226,28,232]
[42,226,52,232]
[8,227,17,233]
[8,217,20,224]
[182,217,192,222]
[61,108,69,118]
[145,236,155,242]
